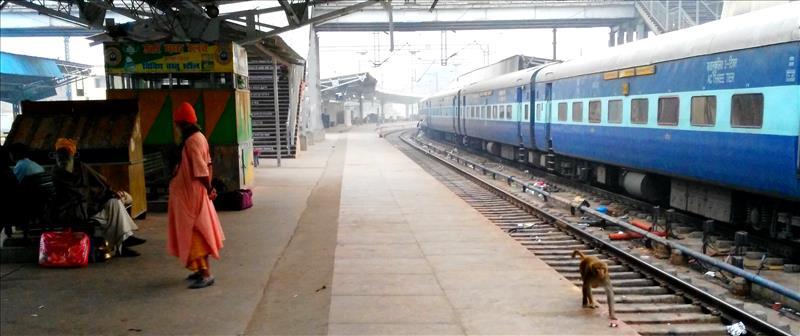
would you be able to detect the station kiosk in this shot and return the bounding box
[104,41,253,194]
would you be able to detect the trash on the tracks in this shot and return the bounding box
[705,271,716,278]
[514,223,535,230]
[316,285,327,292]
[608,322,618,328]
[726,321,747,336]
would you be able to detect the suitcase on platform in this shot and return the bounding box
[39,230,90,268]
[215,189,253,211]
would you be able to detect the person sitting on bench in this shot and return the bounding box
[9,143,44,182]
[52,138,145,257]
[1,146,21,237]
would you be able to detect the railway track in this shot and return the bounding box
[422,133,800,262]
[385,129,792,336]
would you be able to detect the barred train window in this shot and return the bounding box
[492,106,498,119]
[558,103,567,121]
[572,102,583,122]
[536,103,542,121]
[658,97,679,126]
[731,94,763,128]
[588,100,601,123]
[524,104,529,121]
[631,98,649,124]
[608,100,622,124]
[691,96,717,126]
[481,106,485,119]
[506,105,512,120]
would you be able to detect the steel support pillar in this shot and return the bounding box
[302,25,325,142]
[64,36,72,100]
[272,56,282,167]
[608,27,616,47]
[551,28,557,60]
[636,21,646,40]
[625,23,634,43]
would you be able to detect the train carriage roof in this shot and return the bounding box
[461,66,543,94]
[420,87,462,103]
[537,2,800,82]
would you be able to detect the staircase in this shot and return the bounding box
[248,58,298,159]
[635,0,723,35]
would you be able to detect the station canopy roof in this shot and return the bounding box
[0,51,92,103]
[321,72,421,105]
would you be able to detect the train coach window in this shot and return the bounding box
[481,106,486,119]
[524,104,530,121]
[558,103,567,121]
[536,104,542,121]
[492,106,498,119]
[691,96,717,126]
[608,100,622,123]
[731,94,763,128]
[588,101,601,123]
[572,102,583,122]
[657,97,679,126]
[631,98,649,124]
[506,105,512,120]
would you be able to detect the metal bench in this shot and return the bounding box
[143,151,170,199]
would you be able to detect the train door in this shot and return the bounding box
[516,86,523,146]
[461,95,467,136]
[529,84,536,148]
[451,96,458,134]
[545,82,553,149]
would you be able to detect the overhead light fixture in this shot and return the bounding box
[205,4,219,18]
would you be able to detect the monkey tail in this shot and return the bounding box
[571,250,585,259]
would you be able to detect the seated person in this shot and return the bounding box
[52,138,145,257]
[9,143,44,182]
[1,146,21,237]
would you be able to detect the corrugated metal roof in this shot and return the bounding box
[0,52,63,78]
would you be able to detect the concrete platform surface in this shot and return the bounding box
[328,127,638,335]
[1,125,638,335]
[0,133,343,335]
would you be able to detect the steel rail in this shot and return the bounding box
[399,131,794,336]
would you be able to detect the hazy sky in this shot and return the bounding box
[0,1,610,97]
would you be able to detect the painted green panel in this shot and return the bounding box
[208,94,237,144]
[144,98,175,145]
[236,90,253,142]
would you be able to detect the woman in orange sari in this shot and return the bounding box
[167,102,225,289]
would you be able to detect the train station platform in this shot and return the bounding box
[1,125,637,335]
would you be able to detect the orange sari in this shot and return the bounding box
[167,132,225,269]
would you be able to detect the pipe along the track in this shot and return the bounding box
[405,133,797,335]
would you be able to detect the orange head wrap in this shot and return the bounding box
[55,138,77,156]
[174,102,198,124]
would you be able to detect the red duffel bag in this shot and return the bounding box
[39,230,90,268]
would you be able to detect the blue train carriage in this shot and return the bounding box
[459,67,540,160]
[419,88,461,140]
[531,2,799,236]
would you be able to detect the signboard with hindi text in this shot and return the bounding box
[104,42,247,75]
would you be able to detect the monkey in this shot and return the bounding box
[572,250,616,320]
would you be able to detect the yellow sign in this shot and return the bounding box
[104,42,247,75]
